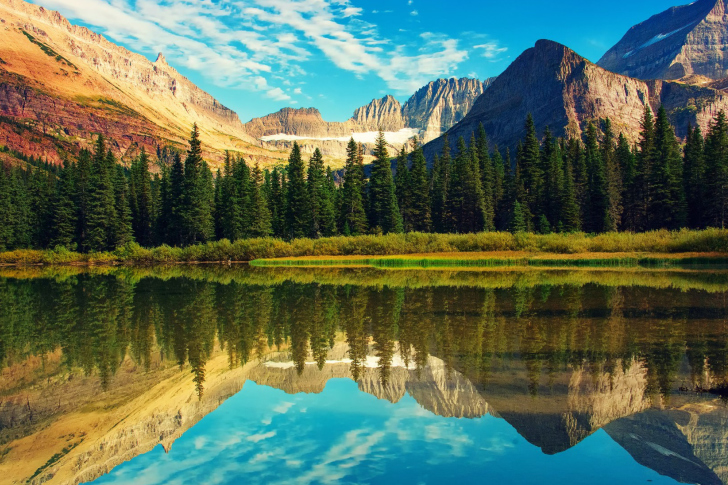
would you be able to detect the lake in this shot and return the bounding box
[1,266,727,484]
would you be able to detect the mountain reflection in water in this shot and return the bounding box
[0,266,727,484]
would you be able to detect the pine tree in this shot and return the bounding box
[86,136,117,252]
[509,200,527,233]
[430,136,451,233]
[249,163,273,238]
[166,153,186,246]
[704,111,728,228]
[130,149,153,246]
[602,119,623,232]
[683,124,706,228]
[520,114,544,225]
[368,130,402,234]
[340,138,368,236]
[560,158,581,232]
[650,106,686,229]
[112,163,134,248]
[633,106,656,231]
[307,148,335,238]
[285,142,309,239]
[268,167,286,238]
[616,134,636,231]
[584,122,608,233]
[51,160,78,249]
[394,144,413,231]
[408,137,431,233]
[181,124,214,244]
[477,124,495,231]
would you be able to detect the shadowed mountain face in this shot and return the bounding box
[424,39,728,160]
[2,267,728,484]
[599,0,728,81]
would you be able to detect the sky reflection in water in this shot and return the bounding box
[93,379,678,485]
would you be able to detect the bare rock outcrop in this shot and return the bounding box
[598,0,728,81]
[403,77,492,142]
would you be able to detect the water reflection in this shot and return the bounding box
[1,266,728,484]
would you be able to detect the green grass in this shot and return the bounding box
[21,30,76,69]
[3,229,728,266]
[27,441,80,482]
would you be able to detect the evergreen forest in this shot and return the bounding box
[1,107,726,254]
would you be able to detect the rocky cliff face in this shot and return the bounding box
[598,0,728,81]
[424,39,728,161]
[0,0,284,167]
[351,95,405,132]
[403,77,491,142]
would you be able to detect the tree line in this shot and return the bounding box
[2,107,728,253]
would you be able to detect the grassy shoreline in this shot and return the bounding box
[2,229,728,267]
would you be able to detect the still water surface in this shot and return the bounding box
[1,266,727,484]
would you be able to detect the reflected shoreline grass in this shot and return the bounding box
[4,264,728,293]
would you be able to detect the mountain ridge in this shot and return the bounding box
[598,0,728,80]
[424,39,728,160]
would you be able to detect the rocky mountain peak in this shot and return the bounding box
[155,52,167,65]
[598,0,728,80]
[351,95,404,132]
[424,38,728,162]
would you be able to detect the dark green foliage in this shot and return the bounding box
[86,137,118,252]
[394,144,413,231]
[307,149,336,238]
[650,106,686,230]
[509,200,527,233]
[51,160,77,249]
[430,137,450,233]
[704,111,728,228]
[340,139,368,236]
[368,130,403,234]
[130,149,154,246]
[181,125,214,244]
[684,125,706,229]
[285,142,309,239]
[408,138,431,233]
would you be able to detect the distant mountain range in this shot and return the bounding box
[4,0,728,169]
[245,77,491,158]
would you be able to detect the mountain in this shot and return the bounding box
[248,77,491,158]
[424,39,728,160]
[403,77,489,141]
[0,0,284,167]
[598,0,728,81]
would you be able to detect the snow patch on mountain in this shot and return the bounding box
[261,128,421,145]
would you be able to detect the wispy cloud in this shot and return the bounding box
[474,42,508,60]
[32,0,477,100]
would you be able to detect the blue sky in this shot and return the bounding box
[91,379,680,485]
[32,0,684,122]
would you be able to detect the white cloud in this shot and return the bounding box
[410,10,418,16]
[35,0,482,102]
[266,87,292,101]
[474,43,508,60]
[247,431,277,443]
[293,88,303,94]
